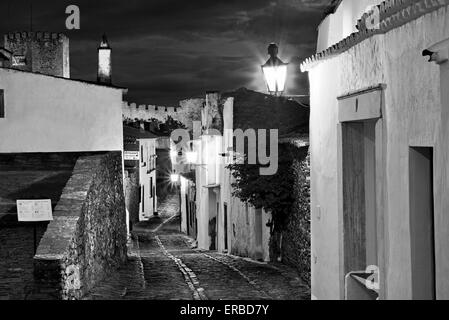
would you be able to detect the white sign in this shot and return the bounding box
[124,151,140,161]
[12,55,26,66]
[17,199,53,222]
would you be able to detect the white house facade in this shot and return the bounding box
[186,92,272,261]
[302,0,449,300]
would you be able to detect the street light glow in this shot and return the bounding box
[170,173,180,183]
[262,43,288,96]
[262,63,287,94]
[186,151,197,164]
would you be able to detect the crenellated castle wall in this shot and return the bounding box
[122,97,204,131]
[3,31,70,78]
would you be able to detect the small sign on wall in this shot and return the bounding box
[17,199,53,222]
[12,55,26,66]
[124,151,140,161]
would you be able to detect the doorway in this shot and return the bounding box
[224,203,228,251]
[342,120,378,274]
[208,189,218,250]
[186,194,190,235]
[409,147,435,300]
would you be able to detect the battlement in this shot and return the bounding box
[3,31,70,78]
[122,98,204,131]
[122,101,181,123]
[4,31,68,43]
[123,101,180,114]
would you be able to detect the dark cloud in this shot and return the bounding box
[0,0,329,105]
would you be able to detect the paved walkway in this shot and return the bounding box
[132,193,180,233]
[85,194,310,300]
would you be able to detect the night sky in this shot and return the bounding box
[0,0,329,106]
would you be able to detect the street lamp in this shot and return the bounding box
[261,43,288,96]
[170,173,180,183]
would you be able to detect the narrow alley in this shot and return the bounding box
[85,193,309,300]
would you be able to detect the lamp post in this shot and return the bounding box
[261,43,288,96]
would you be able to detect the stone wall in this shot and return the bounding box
[276,149,310,285]
[4,31,69,78]
[33,152,127,300]
[124,169,140,230]
[122,97,204,131]
[202,92,223,133]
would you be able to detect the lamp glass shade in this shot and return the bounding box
[170,173,180,183]
[262,63,287,94]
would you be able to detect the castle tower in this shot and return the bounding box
[0,48,12,68]
[97,34,112,85]
[3,32,70,78]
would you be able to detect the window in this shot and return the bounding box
[141,145,144,163]
[0,90,4,118]
[150,177,153,198]
[409,147,435,300]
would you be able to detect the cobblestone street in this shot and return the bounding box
[86,194,310,300]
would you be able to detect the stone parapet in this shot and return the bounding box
[33,152,127,300]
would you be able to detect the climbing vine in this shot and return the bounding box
[227,143,310,284]
[227,143,307,224]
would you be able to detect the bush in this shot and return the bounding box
[227,144,310,284]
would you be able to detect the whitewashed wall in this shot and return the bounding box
[220,97,271,261]
[0,68,124,153]
[317,0,383,52]
[309,6,449,299]
[194,96,271,261]
[138,138,158,220]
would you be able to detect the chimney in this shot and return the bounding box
[203,91,222,134]
[97,34,112,85]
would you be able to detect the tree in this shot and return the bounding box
[123,116,186,136]
[227,143,308,226]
